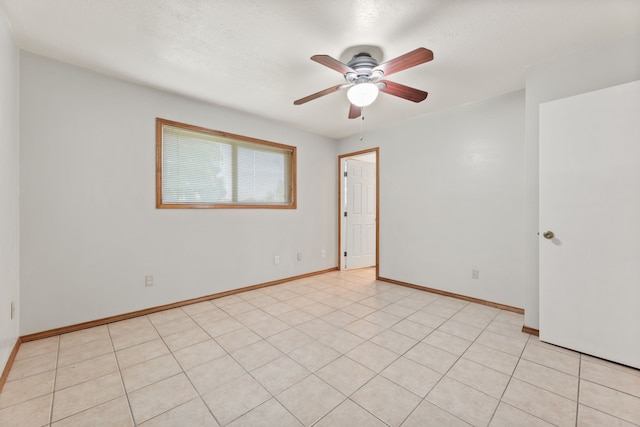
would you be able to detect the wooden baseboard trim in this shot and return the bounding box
[21,267,338,343]
[522,326,540,336]
[0,338,21,393]
[377,276,525,314]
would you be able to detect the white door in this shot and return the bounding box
[344,159,376,269]
[539,80,640,369]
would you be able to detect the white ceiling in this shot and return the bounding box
[2,0,639,139]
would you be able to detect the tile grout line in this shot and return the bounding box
[252,293,361,426]
[48,329,138,424]
[312,285,510,426]
[486,318,578,425]
[221,326,306,426]
[577,377,640,424]
[239,297,335,426]
[150,307,224,427]
[201,291,337,426]
[268,294,395,426]
[487,330,541,426]
[575,355,582,427]
[177,305,238,426]
[107,322,136,426]
[509,344,598,412]
[319,290,468,426]
[405,300,501,426]
[288,280,478,424]
[226,284,540,427]
[229,278,397,426]
[47,336,61,426]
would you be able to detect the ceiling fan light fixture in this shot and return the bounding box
[347,82,379,107]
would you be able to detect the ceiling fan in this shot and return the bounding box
[294,47,434,119]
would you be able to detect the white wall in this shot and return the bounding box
[523,33,640,329]
[0,5,20,368]
[16,31,639,337]
[19,53,337,335]
[339,90,527,309]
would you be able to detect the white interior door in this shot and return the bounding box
[539,80,640,369]
[344,159,376,269]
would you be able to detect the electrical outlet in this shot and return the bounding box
[472,269,479,280]
[297,252,303,261]
[145,275,154,287]
[321,249,326,258]
[274,256,280,265]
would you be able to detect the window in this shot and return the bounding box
[156,118,296,209]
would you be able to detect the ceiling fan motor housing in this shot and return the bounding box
[345,53,383,83]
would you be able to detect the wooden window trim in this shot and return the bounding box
[156,118,297,209]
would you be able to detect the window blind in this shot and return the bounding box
[158,121,294,208]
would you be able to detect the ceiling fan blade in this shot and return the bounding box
[293,84,344,105]
[379,80,428,103]
[373,47,433,77]
[348,103,362,119]
[311,55,355,75]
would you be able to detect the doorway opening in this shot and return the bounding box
[338,148,379,274]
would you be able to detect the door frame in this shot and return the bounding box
[338,148,379,275]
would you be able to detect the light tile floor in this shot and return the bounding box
[1,268,639,426]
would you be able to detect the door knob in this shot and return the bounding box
[543,231,555,239]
